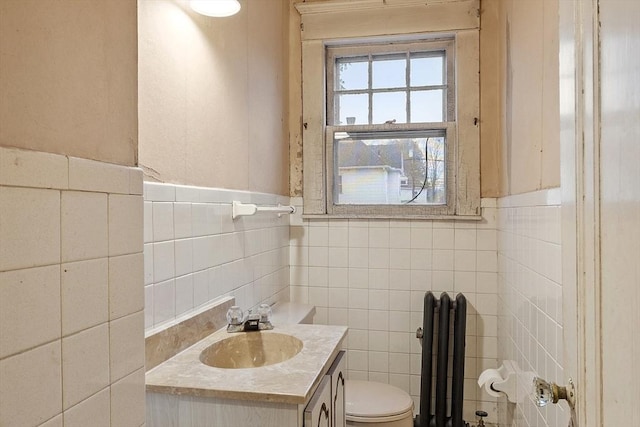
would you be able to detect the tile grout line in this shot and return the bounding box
[58,187,65,418]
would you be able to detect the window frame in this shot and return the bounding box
[325,39,457,216]
[296,0,480,219]
[326,40,455,126]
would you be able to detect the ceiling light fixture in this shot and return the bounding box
[189,0,241,18]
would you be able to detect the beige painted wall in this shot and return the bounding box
[491,0,560,196]
[479,0,504,197]
[0,0,138,166]
[138,0,289,195]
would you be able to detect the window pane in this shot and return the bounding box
[336,59,368,91]
[423,136,446,204]
[372,56,406,89]
[410,55,444,86]
[372,92,406,124]
[336,93,368,125]
[334,131,446,205]
[411,90,444,122]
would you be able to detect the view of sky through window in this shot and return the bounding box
[334,52,445,125]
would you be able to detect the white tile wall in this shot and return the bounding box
[0,145,567,427]
[143,183,291,332]
[62,324,111,409]
[0,186,61,271]
[0,341,62,426]
[110,368,146,427]
[497,188,568,427]
[0,147,145,427]
[290,197,499,422]
[0,146,69,189]
[63,388,111,427]
[0,265,61,359]
[68,157,131,195]
[61,258,109,336]
[109,253,145,320]
[109,311,145,383]
[61,191,108,262]
[40,415,63,427]
[109,194,144,256]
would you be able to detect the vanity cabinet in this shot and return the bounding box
[327,350,346,427]
[304,376,331,427]
[145,323,348,427]
[146,348,348,427]
[304,350,346,427]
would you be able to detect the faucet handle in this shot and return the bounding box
[226,306,244,326]
[257,303,272,323]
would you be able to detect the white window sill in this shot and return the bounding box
[301,213,482,221]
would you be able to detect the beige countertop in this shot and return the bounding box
[145,323,347,405]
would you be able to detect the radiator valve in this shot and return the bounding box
[475,410,487,427]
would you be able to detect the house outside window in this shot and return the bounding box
[297,0,480,219]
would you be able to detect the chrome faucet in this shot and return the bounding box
[226,304,274,333]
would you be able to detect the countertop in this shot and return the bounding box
[269,302,316,325]
[145,323,347,405]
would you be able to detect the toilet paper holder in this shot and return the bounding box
[479,361,576,409]
[478,360,527,403]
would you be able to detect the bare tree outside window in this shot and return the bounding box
[399,137,445,205]
[400,140,426,201]
[425,137,445,203]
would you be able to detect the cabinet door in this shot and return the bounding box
[327,351,346,427]
[304,376,331,427]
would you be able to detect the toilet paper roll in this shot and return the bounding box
[477,368,505,398]
[478,360,522,402]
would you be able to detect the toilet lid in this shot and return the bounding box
[345,380,414,418]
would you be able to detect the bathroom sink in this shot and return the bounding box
[199,332,303,369]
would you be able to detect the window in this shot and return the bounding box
[328,42,453,126]
[297,0,480,219]
[326,40,457,216]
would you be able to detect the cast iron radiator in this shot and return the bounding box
[414,292,467,427]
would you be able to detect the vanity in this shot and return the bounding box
[145,299,348,427]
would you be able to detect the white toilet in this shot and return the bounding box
[274,303,414,427]
[345,380,414,427]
